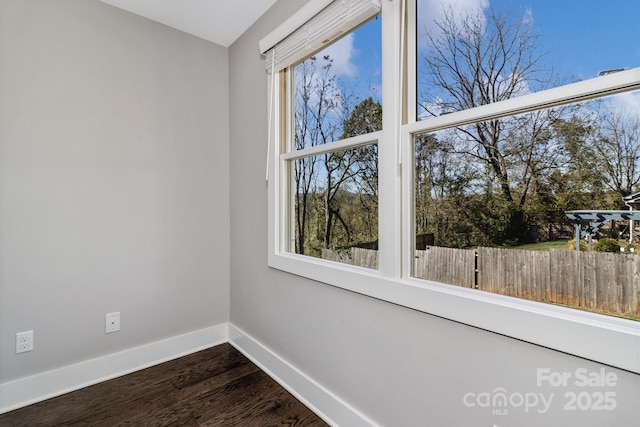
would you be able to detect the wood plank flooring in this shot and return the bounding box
[0,343,329,426]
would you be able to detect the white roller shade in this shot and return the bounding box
[260,0,381,73]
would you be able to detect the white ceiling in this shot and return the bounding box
[100,0,278,47]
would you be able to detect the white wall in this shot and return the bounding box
[228,1,640,426]
[0,0,229,383]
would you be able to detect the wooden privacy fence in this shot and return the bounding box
[475,247,640,316]
[323,246,640,316]
[417,246,640,317]
[414,246,476,288]
[321,247,379,269]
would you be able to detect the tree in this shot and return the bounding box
[415,132,479,246]
[551,114,604,206]
[420,7,548,115]
[419,6,556,244]
[322,97,382,248]
[593,109,640,205]
[341,97,382,137]
[293,56,382,254]
[340,97,381,240]
[293,55,343,254]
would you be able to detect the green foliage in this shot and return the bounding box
[341,97,382,138]
[510,240,570,251]
[593,238,621,253]
[294,92,382,256]
[567,238,588,251]
[620,244,640,254]
[294,12,640,257]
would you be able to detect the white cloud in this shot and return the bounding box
[502,71,532,97]
[417,97,445,120]
[293,55,347,140]
[521,6,534,26]
[604,91,640,120]
[291,32,361,131]
[321,33,357,77]
[417,0,490,45]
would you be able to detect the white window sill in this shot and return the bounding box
[269,252,640,374]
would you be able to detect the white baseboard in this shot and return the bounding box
[228,324,378,427]
[0,323,228,415]
[2,323,375,427]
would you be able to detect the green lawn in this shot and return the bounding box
[510,240,571,251]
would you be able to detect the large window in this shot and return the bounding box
[410,0,640,321]
[262,0,640,373]
[412,91,640,320]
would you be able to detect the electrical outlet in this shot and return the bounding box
[16,330,34,354]
[105,312,120,333]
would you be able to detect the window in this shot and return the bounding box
[286,17,382,268]
[409,0,640,321]
[262,0,640,373]
[411,90,640,319]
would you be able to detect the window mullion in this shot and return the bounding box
[377,0,402,279]
[406,0,417,124]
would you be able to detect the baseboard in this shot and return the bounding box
[228,324,378,427]
[2,323,376,426]
[0,323,228,414]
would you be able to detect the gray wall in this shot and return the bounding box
[0,0,229,382]
[228,1,640,426]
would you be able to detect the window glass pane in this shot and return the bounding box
[413,90,640,320]
[416,0,640,120]
[293,17,382,150]
[290,144,378,269]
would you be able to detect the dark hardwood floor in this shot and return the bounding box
[0,343,329,426]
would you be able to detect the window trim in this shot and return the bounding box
[281,132,382,256]
[405,68,640,135]
[266,0,640,374]
[282,131,383,161]
[269,252,640,373]
[260,0,381,73]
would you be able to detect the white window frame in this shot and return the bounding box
[281,131,383,257]
[264,0,640,374]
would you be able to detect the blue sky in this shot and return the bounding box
[491,0,640,79]
[316,0,640,105]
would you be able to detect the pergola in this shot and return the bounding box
[623,191,640,242]
[565,210,640,251]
